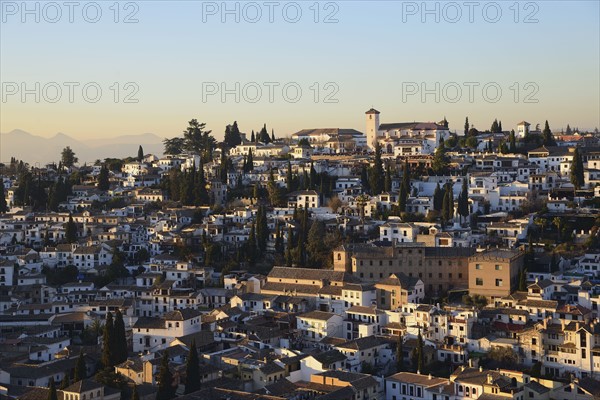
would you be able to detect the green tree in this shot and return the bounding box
[113,309,128,365]
[183,119,215,159]
[184,339,201,394]
[163,137,185,155]
[258,123,271,144]
[60,374,70,390]
[441,184,454,224]
[246,149,254,172]
[267,170,282,206]
[369,143,384,195]
[256,206,269,252]
[74,350,86,381]
[432,145,449,175]
[250,130,255,142]
[570,147,585,189]
[47,378,58,400]
[464,117,469,136]
[286,161,294,193]
[518,268,528,291]
[509,130,516,153]
[101,312,115,369]
[98,165,110,191]
[433,183,443,211]
[491,119,499,133]
[458,178,469,222]
[137,145,144,161]
[307,220,327,268]
[224,121,242,148]
[416,330,425,373]
[61,146,78,168]
[542,120,556,146]
[396,334,404,372]
[156,350,176,400]
[0,183,7,213]
[384,163,392,193]
[65,214,78,243]
[132,385,140,400]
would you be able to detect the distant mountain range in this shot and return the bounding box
[0,129,165,165]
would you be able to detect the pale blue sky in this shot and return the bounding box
[1,0,599,140]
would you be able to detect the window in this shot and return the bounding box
[475,264,481,270]
[495,264,502,270]
[496,279,503,287]
[476,278,483,286]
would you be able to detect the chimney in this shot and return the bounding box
[417,370,421,375]
[479,366,483,372]
[487,374,493,384]
[429,374,432,380]
[468,358,473,367]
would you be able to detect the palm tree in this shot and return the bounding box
[553,217,563,242]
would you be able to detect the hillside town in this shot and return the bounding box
[1,110,600,400]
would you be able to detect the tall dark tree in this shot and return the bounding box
[256,206,269,252]
[306,220,327,267]
[101,312,115,369]
[542,120,556,146]
[60,374,70,390]
[65,214,78,243]
[432,145,449,175]
[246,149,254,172]
[156,350,176,400]
[74,350,86,381]
[163,137,185,155]
[458,178,469,222]
[360,165,370,192]
[566,124,572,135]
[369,143,384,195]
[464,117,469,136]
[491,119,499,133]
[285,226,293,267]
[0,183,7,213]
[274,223,284,255]
[396,333,404,371]
[441,184,454,224]
[286,161,294,193]
[224,121,242,148]
[113,309,128,365]
[258,123,271,144]
[416,329,425,373]
[509,130,516,153]
[184,339,201,394]
[61,146,78,168]
[518,268,527,291]
[433,183,443,212]
[132,385,140,400]
[384,163,392,193]
[47,378,58,400]
[98,165,110,191]
[250,130,255,142]
[267,170,282,206]
[137,145,144,161]
[570,147,585,189]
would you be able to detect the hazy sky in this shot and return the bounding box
[1,0,599,141]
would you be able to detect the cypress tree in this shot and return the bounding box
[132,385,140,400]
[156,350,175,400]
[458,178,469,222]
[369,143,385,195]
[542,120,556,146]
[101,312,115,369]
[570,147,584,189]
[285,227,293,267]
[396,334,404,372]
[74,350,86,381]
[65,214,78,243]
[60,374,70,390]
[137,145,144,161]
[247,149,254,171]
[47,378,58,400]
[184,339,201,394]
[250,130,255,142]
[384,163,392,193]
[509,130,516,153]
[433,183,443,211]
[0,182,7,213]
[98,165,110,191]
[464,117,469,136]
[518,268,527,291]
[398,182,408,213]
[416,330,425,373]
[286,161,293,193]
[113,309,128,364]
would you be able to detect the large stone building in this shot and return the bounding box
[333,243,475,296]
[468,249,525,300]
